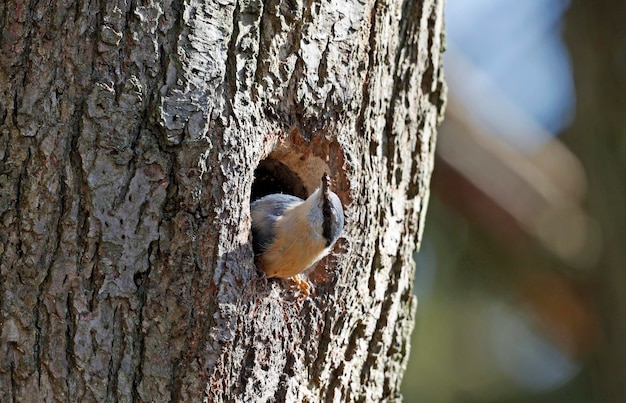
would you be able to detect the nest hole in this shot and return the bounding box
[251,158,308,202]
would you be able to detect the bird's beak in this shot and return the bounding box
[321,173,330,199]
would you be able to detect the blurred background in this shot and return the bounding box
[402,0,626,402]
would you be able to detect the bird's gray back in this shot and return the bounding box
[250,194,303,253]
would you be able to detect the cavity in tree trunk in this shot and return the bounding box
[0,0,445,401]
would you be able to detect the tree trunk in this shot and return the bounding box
[0,0,445,401]
[564,1,626,401]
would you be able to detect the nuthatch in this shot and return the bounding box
[251,173,344,295]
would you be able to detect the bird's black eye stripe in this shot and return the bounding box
[322,196,332,246]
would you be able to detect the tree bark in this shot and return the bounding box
[564,1,626,401]
[0,0,445,401]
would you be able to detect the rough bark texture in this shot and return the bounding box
[564,1,626,401]
[0,0,445,401]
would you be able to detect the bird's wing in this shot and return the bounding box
[250,194,303,253]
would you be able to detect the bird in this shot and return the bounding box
[250,173,344,295]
